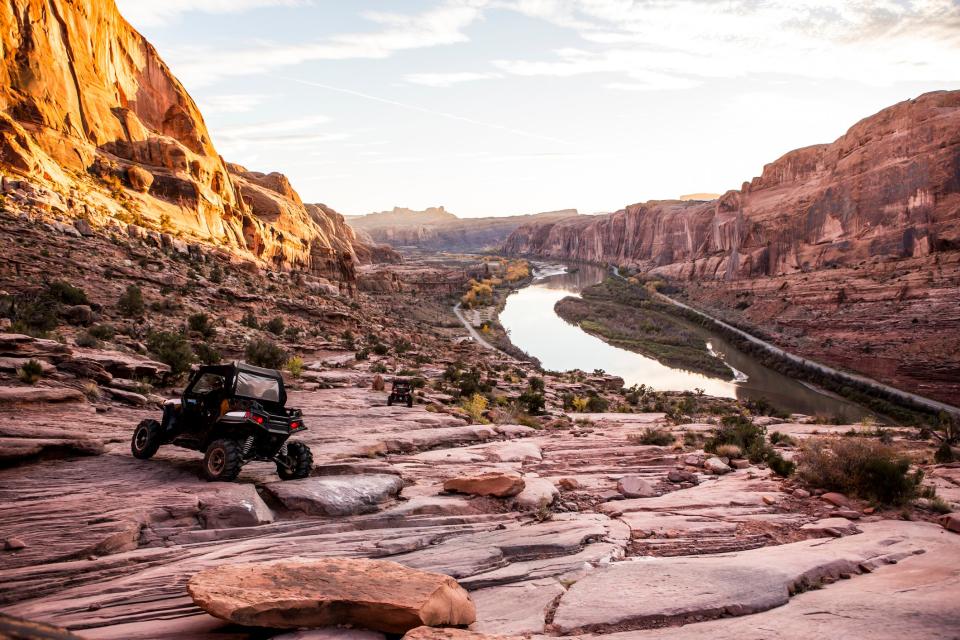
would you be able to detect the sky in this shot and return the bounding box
[115,0,960,217]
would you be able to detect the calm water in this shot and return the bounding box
[499,263,872,420]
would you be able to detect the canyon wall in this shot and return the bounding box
[0,0,393,281]
[503,91,960,404]
[504,91,960,277]
[348,207,579,252]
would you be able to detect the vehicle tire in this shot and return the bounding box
[387,397,393,406]
[202,439,243,482]
[406,395,413,408]
[131,419,162,459]
[277,441,313,480]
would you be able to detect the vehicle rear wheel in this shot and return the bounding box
[131,419,162,459]
[387,396,393,406]
[202,439,243,482]
[406,395,413,408]
[277,441,313,480]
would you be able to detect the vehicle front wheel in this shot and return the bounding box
[202,439,243,482]
[131,419,162,459]
[277,441,313,480]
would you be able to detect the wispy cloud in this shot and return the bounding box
[197,94,268,114]
[166,0,490,86]
[405,71,503,87]
[212,114,347,155]
[283,76,568,144]
[115,0,309,27]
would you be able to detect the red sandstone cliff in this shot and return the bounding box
[504,91,960,277]
[0,0,394,280]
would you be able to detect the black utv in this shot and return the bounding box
[131,362,313,482]
[387,378,414,407]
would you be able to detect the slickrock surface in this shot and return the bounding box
[187,558,476,633]
[443,472,526,497]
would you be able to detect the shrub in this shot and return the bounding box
[286,355,304,378]
[519,389,546,415]
[370,362,388,374]
[372,343,389,356]
[934,441,955,464]
[767,451,796,477]
[798,438,922,505]
[714,443,743,459]
[355,348,370,360]
[264,317,286,335]
[88,324,116,341]
[631,428,674,446]
[394,339,412,354]
[529,376,545,392]
[707,415,767,460]
[194,342,222,365]
[146,331,194,376]
[586,394,608,412]
[46,281,89,306]
[769,431,798,447]
[187,313,215,339]
[245,338,286,369]
[208,264,224,283]
[118,285,144,317]
[284,325,302,340]
[10,293,59,335]
[241,311,259,329]
[461,393,488,423]
[75,332,100,348]
[17,359,44,384]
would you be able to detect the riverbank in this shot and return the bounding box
[554,278,733,379]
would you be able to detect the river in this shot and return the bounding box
[498,263,873,420]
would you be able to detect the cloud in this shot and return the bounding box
[167,0,490,86]
[115,0,309,27]
[404,71,503,87]
[212,114,346,155]
[491,0,960,86]
[197,94,268,114]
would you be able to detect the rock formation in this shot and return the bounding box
[347,207,579,252]
[503,91,960,402]
[0,0,395,280]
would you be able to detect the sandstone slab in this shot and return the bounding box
[513,478,559,511]
[617,475,655,498]
[263,475,403,516]
[444,472,525,498]
[198,485,274,529]
[187,558,476,633]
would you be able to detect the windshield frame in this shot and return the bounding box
[233,370,282,404]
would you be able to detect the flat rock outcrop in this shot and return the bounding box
[444,472,525,497]
[187,558,476,633]
[263,474,405,516]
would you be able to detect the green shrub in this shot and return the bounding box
[75,332,100,348]
[17,359,44,384]
[631,428,675,446]
[193,342,222,365]
[286,355,304,378]
[245,338,286,369]
[586,394,609,413]
[798,438,921,505]
[241,310,259,329]
[769,431,798,447]
[146,331,194,376]
[187,313,215,339]
[519,389,546,415]
[118,285,144,317]
[767,451,796,477]
[46,281,89,306]
[707,415,767,460]
[370,362,387,373]
[87,324,116,341]
[372,343,389,356]
[264,317,285,335]
[935,441,955,464]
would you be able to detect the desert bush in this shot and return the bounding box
[631,428,675,446]
[82,382,101,402]
[17,359,44,384]
[586,394,608,412]
[187,313,215,339]
[88,324,116,341]
[146,331,194,376]
[372,342,389,356]
[934,441,955,464]
[798,438,922,505]
[683,430,704,448]
[245,338,286,369]
[118,285,144,317]
[519,389,546,415]
[284,325,302,340]
[75,332,100,348]
[461,393,488,423]
[193,342,221,365]
[767,451,796,477]
[241,311,259,329]
[46,281,89,306]
[370,362,387,373]
[706,415,767,460]
[714,444,743,459]
[264,317,285,336]
[286,355,304,378]
[769,431,798,447]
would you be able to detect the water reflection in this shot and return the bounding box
[499,263,870,420]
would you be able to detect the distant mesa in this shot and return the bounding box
[679,193,721,201]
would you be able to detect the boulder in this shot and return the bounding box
[667,469,698,484]
[941,513,960,534]
[372,374,385,391]
[263,475,404,516]
[513,478,559,511]
[127,165,154,192]
[62,305,94,326]
[704,457,732,475]
[617,475,655,498]
[822,492,852,508]
[199,485,275,529]
[0,613,84,639]
[404,628,519,640]
[187,558,476,633]
[444,472,525,498]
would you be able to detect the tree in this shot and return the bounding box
[118,285,145,317]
